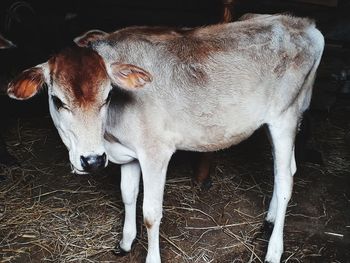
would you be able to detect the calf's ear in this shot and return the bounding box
[7,63,48,100]
[109,63,153,90]
[73,30,108,47]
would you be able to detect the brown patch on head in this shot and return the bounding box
[144,218,153,229]
[8,67,45,99]
[49,47,108,107]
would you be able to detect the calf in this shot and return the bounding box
[8,14,324,263]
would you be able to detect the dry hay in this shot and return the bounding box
[0,118,124,262]
[0,101,349,263]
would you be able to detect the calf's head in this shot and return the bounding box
[7,47,152,173]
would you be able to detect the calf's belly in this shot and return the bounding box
[176,125,258,152]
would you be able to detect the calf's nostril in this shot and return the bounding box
[101,153,107,165]
[80,154,107,172]
[80,156,89,170]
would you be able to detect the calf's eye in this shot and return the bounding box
[51,95,64,110]
[101,91,113,108]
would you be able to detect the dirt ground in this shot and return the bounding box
[0,45,349,263]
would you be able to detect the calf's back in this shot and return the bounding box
[95,14,324,152]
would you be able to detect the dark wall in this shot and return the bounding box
[0,0,348,73]
[0,0,223,66]
[0,0,224,118]
[0,0,227,81]
[0,0,348,119]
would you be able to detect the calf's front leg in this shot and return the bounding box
[118,161,141,253]
[139,149,173,263]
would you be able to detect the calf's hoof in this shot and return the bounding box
[113,244,129,257]
[198,177,213,190]
[202,177,213,190]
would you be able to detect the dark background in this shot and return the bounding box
[0,0,349,70]
[0,0,349,117]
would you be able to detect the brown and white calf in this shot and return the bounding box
[8,14,324,263]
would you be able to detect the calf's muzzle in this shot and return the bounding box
[80,153,107,172]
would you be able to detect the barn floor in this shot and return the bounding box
[0,45,349,263]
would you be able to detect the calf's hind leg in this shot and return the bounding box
[192,152,213,189]
[265,112,298,263]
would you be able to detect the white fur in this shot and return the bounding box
[119,161,141,251]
